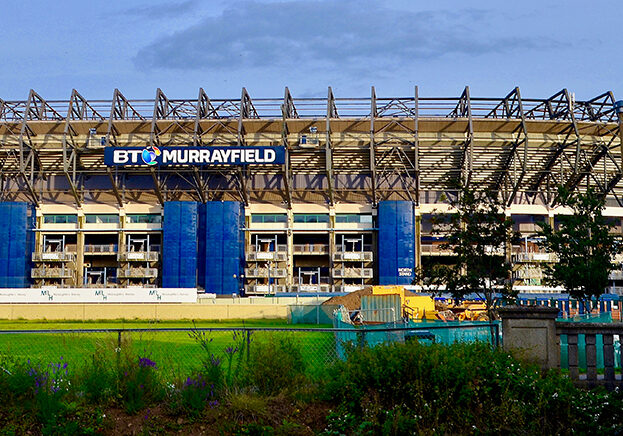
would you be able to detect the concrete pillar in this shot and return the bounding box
[497,305,560,370]
[329,207,335,291]
[286,209,294,289]
[76,211,84,287]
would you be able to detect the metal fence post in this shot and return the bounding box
[117,330,122,351]
[357,330,366,350]
[246,329,251,363]
[494,323,500,349]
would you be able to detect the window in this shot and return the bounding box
[126,214,162,224]
[293,214,330,223]
[85,214,119,224]
[251,214,287,223]
[43,214,77,224]
[335,214,373,224]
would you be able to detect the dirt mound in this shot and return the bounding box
[322,287,373,311]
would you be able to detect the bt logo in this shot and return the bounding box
[142,145,161,165]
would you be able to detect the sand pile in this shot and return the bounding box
[322,287,373,311]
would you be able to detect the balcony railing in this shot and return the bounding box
[333,251,373,262]
[335,244,372,252]
[244,268,287,278]
[290,283,332,292]
[609,270,623,280]
[84,244,118,254]
[246,251,287,261]
[334,284,366,293]
[244,284,287,294]
[85,282,117,288]
[247,244,288,253]
[31,267,73,279]
[333,268,373,278]
[32,252,75,262]
[117,268,158,278]
[118,251,159,262]
[512,252,557,262]
[292,276,331,285]
[293,244,329,254]
[420,244,455,256]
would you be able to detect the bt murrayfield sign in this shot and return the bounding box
[104,146,286,166]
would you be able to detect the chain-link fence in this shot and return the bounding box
[0,324,499,380]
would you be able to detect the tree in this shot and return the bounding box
[416,184,518,322]
[537,186,622,309]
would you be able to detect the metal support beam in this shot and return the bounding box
[106,89,144,147]
[414,86,420,206]
[325,87,337,206]
[150,168,165,204]
[452,86,473,186]
[369,86,378,206]
[62,89,104,207]
[564,92,621,195]
[107,168,124,207]
[281,87,297,208]
[491,87,529,205]
[19,89,63,205]
[529,90,580,204]
[193,88,216,146]
[236,88,256,206]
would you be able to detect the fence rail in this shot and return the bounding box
[557,322,623,389]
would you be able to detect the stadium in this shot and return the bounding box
[0,86,622,297]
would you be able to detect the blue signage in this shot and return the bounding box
[104,146,286,166]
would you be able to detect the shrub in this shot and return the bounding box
[79,350,115,405]
[245,334,306,396]
[325,340,619,434]
[116,355,163,414]
[177,373,218,416]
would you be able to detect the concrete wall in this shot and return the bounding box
[0,296,331,321]
[0,303,287,321]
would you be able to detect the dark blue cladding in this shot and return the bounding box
[164,201,243,293]
[104,146,286,166]
[197,202,244,295]
[0,202,34,288]
[162,202,198,288]
[378,201,415,285]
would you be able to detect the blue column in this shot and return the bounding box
[0,202,34,288]
[378,201,415,285]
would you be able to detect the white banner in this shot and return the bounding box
[0,288,198,303]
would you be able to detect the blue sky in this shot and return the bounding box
[1,0,621,101]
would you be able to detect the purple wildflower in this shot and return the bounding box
[225,346,238,355]
[138,357,157,368]
[210,355,221,367]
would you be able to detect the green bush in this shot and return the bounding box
[116,355,163,414]
[245,334,306,396]
[79,351,115,405]
[325,340,623,434]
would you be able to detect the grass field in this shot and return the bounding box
[0,319,337,378]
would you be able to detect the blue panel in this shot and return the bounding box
[178,202,198,287]
[179,257,197,287]
[197,203,207,290]
[162,202,181,287]
[377,201,395,285]
[378,201,414,285]
[0,204,9,286]
[2,203,31,288]
[198,201,243,295]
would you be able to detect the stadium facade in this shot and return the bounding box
[0,86,622,295]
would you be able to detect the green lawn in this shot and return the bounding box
[0,319,337,379]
